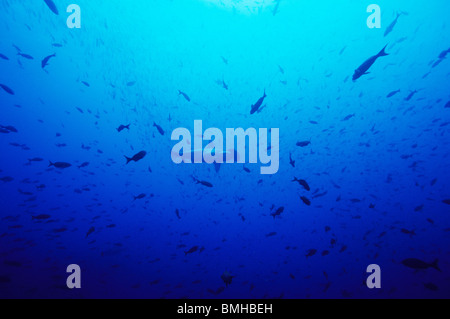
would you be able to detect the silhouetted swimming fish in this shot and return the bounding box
[178,90,191,102]
[341,114,355,121]
[41,53,56,69]
[296,141,311,147]
[125,151,146,164]
[221,271,235,287]
[384,13,403,37]
[404,90,418,101]
[1,125,18,133]
[250,90,267,115]
[185,246,199,256]
[117,124,130,132]
[134,193,146,201]
[48,161,72,169]
[18,52,34,60]
[306,249,317,258]
[292,178,310,191]
[442,199,450,205]
[353,45,389,81]
[0,53,9,60]
[289,153,295,167]
[271,207,284,219]
[86,227,95,238]
[44,0,59,15]
[78,162,89,168]
[401,258,441,272]
[193,178,213,188]
[153,122,165,136]
[0,84,14,95]
[300,196,311,206]
[387,89,400,98]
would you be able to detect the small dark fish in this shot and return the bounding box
[0,84,14,95]
[387,89,400,98]
[86,227,95,238]
[52,43,63,48]
[1,125,18,133]
[341,114,355,121]
[78,162,89,168]
[48,161,72,169]
[250,90,267,115]
[195,179,213,188]
[81,81,90,87]
[18,53,34,60]
[41,53,56,69]
[221,271,234,287]
[292,177,310,191]
[44,0,59,15]
[125,151,146,164]
[117,124,130,132]
[384,13,403,37]
[306,249,317,258]
[353,45,389,81]
[445,101,450,108]
[296,141,311,147]
[442,199,450,205]
[272,0,282,16]
[300,196,311,206]
[0,176,14,182]
[32,214,51,220]
[266,232,277,238]
[133,193,146,201]
[271,207,284,219]
[185,246,199,256]
[0,53,9,60]
[404,90,418,101]
[401,258,441,272]
[401,229,416,237]
[175,209,181,220]
[221,80,228,90]
[153,122,165,136]
[178,90,191,102]
[289,153,295,168]
[127,81,136,87]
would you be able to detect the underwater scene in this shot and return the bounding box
[0,0,450,299]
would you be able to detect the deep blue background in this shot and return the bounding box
[1,0,449,298]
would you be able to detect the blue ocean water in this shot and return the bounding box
[0,0,450,299]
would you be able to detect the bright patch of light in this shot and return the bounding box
[202,0,278,15]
